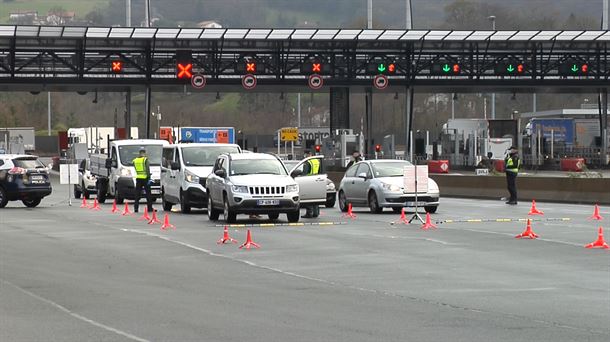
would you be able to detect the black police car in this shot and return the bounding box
[0,154,52,208]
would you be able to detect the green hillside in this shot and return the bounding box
[0,0,109,23]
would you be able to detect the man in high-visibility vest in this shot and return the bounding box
[132,148,153,213]
[301,150,321,218]
[504,147,521,205]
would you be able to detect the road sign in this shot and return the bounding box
[191,74,206,89]
[308,74,323,90]
[280,127,298,142]
[242,74,257,90]
[373,75,388,90]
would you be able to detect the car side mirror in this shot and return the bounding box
[357,172,368,179]
[290,169,303,178]
[214,169,226,178]
[105,158,112,169]
[171,161,181,171]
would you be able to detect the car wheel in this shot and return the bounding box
[368,191,383,214]
[286,210,300,223]
[312,205,320,218]
[268,213,280,220]
[338,191,348,212]
[424,205,438,214]
[180,191,191,214]
[97,184,107,204]
[223,195,236,224]
[325,196,335,208]
[162,189,173,211]
[0,187,8,208]
[73,185,82,199]
[22,198,41,208]
[208,197,220,221]
[115,184,124,204]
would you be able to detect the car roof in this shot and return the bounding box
[1,154,38,160]
[366,159,411,164]
[114,139,169,146]
[225,152,277,160]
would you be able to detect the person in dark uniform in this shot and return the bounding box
[346,150,362,168]
[504,147,521,205]
[132,148,154,213]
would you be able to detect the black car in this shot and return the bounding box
[0,154,52,208]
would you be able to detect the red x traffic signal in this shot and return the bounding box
[177,63,193,79]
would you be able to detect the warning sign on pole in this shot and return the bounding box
[280,127,298,142]
[242,74,257,90]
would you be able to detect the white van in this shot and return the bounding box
[161,143,241,213]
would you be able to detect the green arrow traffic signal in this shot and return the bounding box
[377,64,386,73]
[571,64,578,72]
[442,64,450,73]
[507,64,515,73]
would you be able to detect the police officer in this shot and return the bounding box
[132,148,153,213]
[346,150,363,168]
[301,150,321,218]
[504,146,521,205]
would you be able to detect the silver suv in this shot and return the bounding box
[206,153,300,223]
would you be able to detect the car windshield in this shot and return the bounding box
[182,146,240,166]
[230,159,287,176]
[12,158,44,169]
[119,145,163,166]
[371,161,413,177]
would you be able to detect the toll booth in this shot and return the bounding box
[322,129,364,168]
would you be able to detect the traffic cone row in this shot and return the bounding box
[585,227,609,249]
[137,207,151,221]
[528,200,544,216]
[148,209,162,225]
[217,226,238,244]
[588,204,603,221]
[89,198,101,211]
[515,219,539,239]
[80,197,89,208]
[397,208,409,225]
[238,229,260,249]
[421,212,437,230]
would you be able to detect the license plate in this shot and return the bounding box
[151,189,161,195]
[31,175,45,183]
[257,199,279,206]
[405,201,427,207]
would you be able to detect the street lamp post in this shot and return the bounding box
[151,106,161,139]
[488,15,496,120]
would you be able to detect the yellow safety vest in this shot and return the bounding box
[505,157,521,174]
[307,159,320,175]
[133,157,148,179]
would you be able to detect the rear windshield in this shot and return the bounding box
[12,158,44,169]
[181,146,240,167]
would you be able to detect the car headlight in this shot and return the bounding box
[120,167,132,177]
[185,170,200,184]
[326,180,336,191]
[232,185,249,193]
[381,182,401,192]
[286,184,299,193]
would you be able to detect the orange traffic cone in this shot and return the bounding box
[148,209,162,224]
[137,207,151,221]
[341,203,357,219]
[217,226,238,244]
[528,200,544,216]
[239,229,260,249]
[80,197,89,208]
[110,199,120,213]
[421,212,437,230]
[160,213,175,230]
[121,201,133,216]
[587,204,604,221]
[89,198,101,211]
[515,219,539,239]
[585,227,609,249]
[397,208,409,224]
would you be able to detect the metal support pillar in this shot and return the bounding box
[602,88,608,165]
[125,89,131,139]
[365,88,373,157]
[329,87,350,136]
[145,86,152,139]
[405,86,414,162]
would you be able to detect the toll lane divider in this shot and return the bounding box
[215,222,347,228]
[435,217,571,224]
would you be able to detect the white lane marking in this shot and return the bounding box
[0,279,150,342]
[438,287,558,293]
[446,227,584,247]
[368,233,455,245]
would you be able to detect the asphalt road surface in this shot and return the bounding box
[1,180,609,342]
